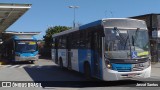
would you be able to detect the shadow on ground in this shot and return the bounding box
[1,56,145,87]
[23,64,144,88]
[0,60,34,65]
[24,65,87,81]
[39,55,51,60]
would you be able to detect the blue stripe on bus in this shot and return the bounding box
[91,50,103,79]
[13,36,37,40]
[90,50,94,76]
[15,51,38,57]
[99,57,103,79]
[78,49,103,79]
[78,49,91,73]
[111,63,132,72]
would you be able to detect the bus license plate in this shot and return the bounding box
[128,73,136,77]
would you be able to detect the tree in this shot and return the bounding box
[43,26,71,47]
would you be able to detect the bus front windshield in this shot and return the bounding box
[105,28,150,59]
[15,41,37,52]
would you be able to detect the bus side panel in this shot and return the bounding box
[90,50,94,77]
[58,49,67,67]
[51,49,55,62]
[71,49,79,71]
[14,51,38,61]
[78,49,92,73]
[99,57,103,79]
[90,50,103,79]
[78,49,103,79]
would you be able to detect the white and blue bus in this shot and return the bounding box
[51,18,151,81]
[1,32,39,63]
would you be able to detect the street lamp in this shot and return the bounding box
[68,6,79,28]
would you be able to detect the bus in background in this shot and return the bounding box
[1,31,40,63]
[51,18,151,81]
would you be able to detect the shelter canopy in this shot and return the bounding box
[0,3,31,33]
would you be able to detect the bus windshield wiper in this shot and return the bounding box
[134,28,140,42]
[132,28,140,50]
[132,35,135,46]
[124,35,129,50]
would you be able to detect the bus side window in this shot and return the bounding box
[79,31,87,49]
[52,38,55,49]
[86,32,90,49]
[57,38,61,49]
[71,32,79,49]
[57,36,66,49]
[61,36,66,49]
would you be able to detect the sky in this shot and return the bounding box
[0,0,160,40]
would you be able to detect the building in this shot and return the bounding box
[131,13,160,62]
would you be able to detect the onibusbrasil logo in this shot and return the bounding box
[1,82,42,87]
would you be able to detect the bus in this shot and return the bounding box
[51,18,151,81]
[1,32,39,63]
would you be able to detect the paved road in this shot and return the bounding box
[0,58,159,90]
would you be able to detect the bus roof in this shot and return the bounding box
[2,31,40,35]
[2,31,40,41]
[0,3,31,33]
[52,18,146,38]
[52,20,102,38]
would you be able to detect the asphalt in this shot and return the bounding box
[151,62,160,78]
[0,60,159,76]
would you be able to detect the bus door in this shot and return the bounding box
[8,40,15,60]
[92,31,102,77]
[67,36,72,69]
[55,38,58,64]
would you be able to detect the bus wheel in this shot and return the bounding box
[84,63,91,80]
[11,61,16,65]
[30,61,35,64]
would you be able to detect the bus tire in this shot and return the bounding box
[11,61,15,64]
[59,58,63,69]
[30,60,35,64]
[84,62,91,80]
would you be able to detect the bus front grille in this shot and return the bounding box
[115,67,131,72]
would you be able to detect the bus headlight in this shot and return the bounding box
[146,59,151,68]
[142,59,151,69]
[107,64,112,68]
[105,60,112,69]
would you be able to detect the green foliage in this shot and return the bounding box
[44,26,71,47]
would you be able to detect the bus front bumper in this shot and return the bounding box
[15,56,38,61]
[103,65,151,81]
